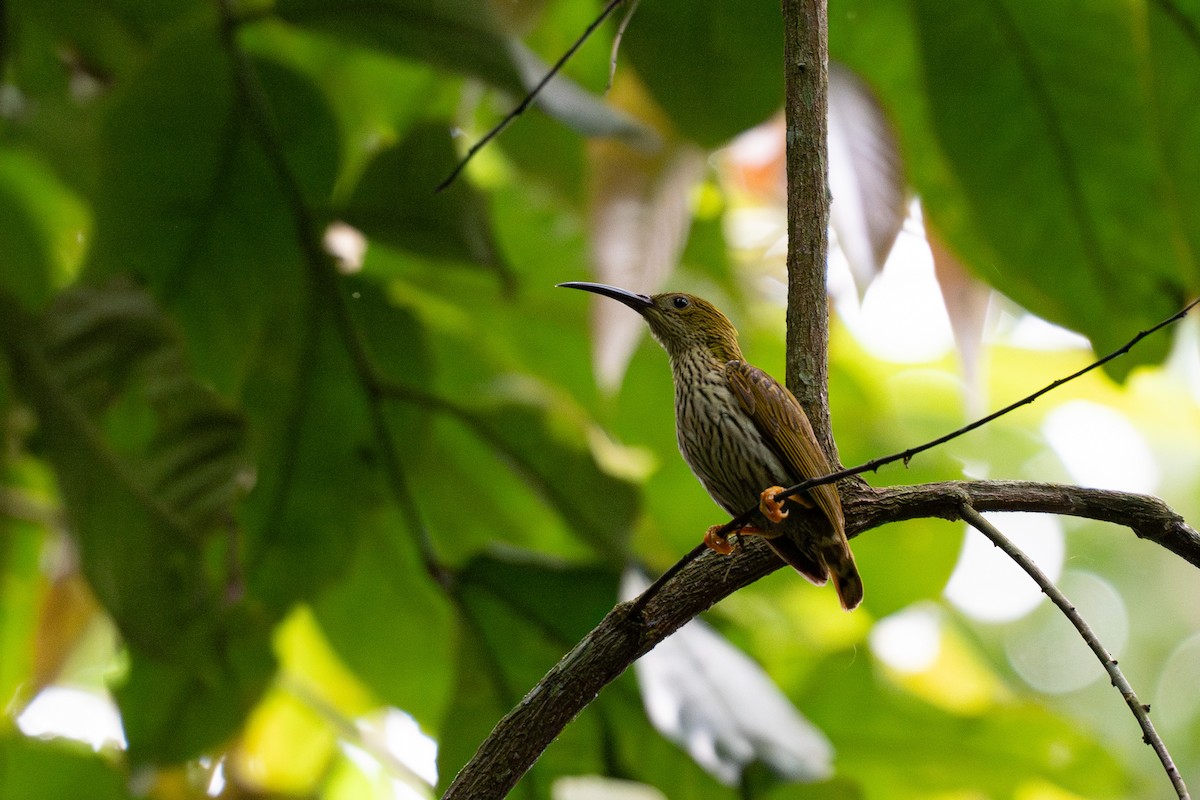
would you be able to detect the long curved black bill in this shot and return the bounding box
[557,281,653,312]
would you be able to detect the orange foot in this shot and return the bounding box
[704,525,735,554]
[759,486,790,522]
[759,485,815,522]
[704,524,769,555]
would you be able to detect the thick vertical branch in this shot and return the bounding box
[782,0,834,457]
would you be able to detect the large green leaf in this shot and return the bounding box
[237,281,412,611]
[620,0,784,147]
[388,378,640,563]
[7,284,249,652]
[240,20,442,187]
[832,0,1200,373]
[114,605,274,765]
[85,23,339,395]
[909,0,1184,364]
[1144,0,1200,286]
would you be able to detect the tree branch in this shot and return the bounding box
[846,480,1200,568]
[782,0,834,455]
[959,503,1190,800]
[441,479,1200,798]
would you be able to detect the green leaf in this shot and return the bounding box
[909,0,1183,369]
[387,375,640,562]
[342,123,512,279]
[311,511,457,730]
[9,0,204,81]
[275,0,524,93]
[239,278,429,610]
[463,397,640,557]
[0,519,43,711]
[114,606,275,765]
[86,23,339,394]
[620,0,784,147]
[240,20,442,185]
[0,150,88,310]
[0,735,133,800]
[0,283,273,765]
[9,284,249,652]
[1145,1,1200,287]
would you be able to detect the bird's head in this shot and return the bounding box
[558,282,743,364]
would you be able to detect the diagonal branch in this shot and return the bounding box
[441,479,1200,799]
[959,502,1190,800]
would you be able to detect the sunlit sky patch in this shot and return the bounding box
[829,203,956,365]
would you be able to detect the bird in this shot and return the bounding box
[559,282,862,610]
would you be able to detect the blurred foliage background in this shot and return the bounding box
[2,0,1200,798]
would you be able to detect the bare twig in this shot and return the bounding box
[959,503,1190,800]
[607,0,640,89]
[436,0,629,192]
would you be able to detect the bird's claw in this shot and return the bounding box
[704,525,735,555]
[705,524,775,555]
[760,486,790,523]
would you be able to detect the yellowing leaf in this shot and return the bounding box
[234,687,337,794]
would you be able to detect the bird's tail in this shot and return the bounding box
[828,552,863,611]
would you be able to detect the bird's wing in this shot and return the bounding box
[723,360,845,536]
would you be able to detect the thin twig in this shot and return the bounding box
[959,503,1190,800]
[607,0,640,90]
[436,0,629,192]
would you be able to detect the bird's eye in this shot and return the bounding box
[672,295,690,309]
